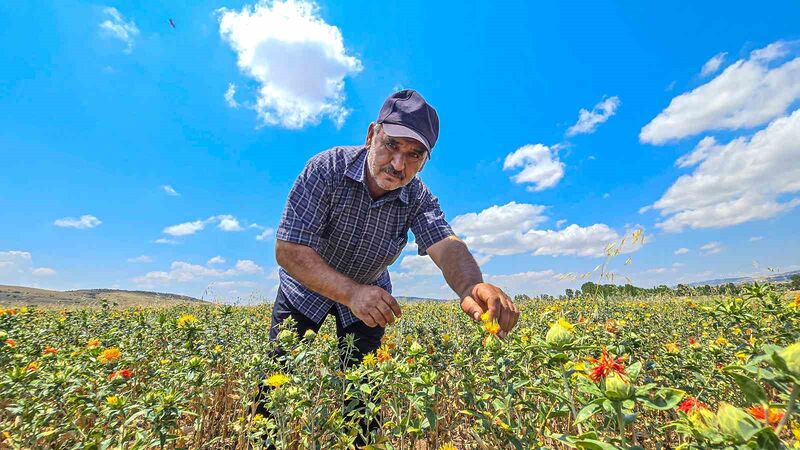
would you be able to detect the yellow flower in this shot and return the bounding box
[26,361,40,372]
[177,314,198,329]
[715,336,729,347]
[483,319,501,336]
[480,311,491,322]
[438,443,458,450]
[86,338,101,349]
[362,353,377,367]
[665,342,680,354]
[97,347,121,364]
[106,395,121,407]
[214,345,222,353]
[377,346,392,363]
[265,373,290,389]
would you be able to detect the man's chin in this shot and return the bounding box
[378,174,404,190]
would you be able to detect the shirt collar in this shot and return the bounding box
[345,147,409,205]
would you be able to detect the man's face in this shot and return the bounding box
[365,123,428,193]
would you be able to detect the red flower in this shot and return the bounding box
[688,338,696,345]
[678,397,708,414]
[747,405,784,426]
[586,347,626,382]
[109,369,133,381]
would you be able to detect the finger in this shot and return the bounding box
[362,311,377,328]
[374,301,395,326]
[461,296,482,321]
[382,292,402,318]
[370,308,387,328]
[509,298,520,330]
[487,295,501,322]
[498,296,513,332]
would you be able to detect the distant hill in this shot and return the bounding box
[0,285,208,308]
[687,269,800,287]
[396,295,449,303]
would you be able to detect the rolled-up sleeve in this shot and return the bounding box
[411,190,455,256]
[276,162,331,250]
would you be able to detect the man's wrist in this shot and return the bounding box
[459,282,480,301]
[337,281,361,307]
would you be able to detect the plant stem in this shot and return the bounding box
[775,383,799,434]
[561,370,584,434]
[613,401,627,446]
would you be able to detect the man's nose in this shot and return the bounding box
[391,151,405,172]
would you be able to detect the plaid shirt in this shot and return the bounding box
[276,146,455,327]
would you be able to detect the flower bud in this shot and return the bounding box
[545,318,575,349]
[604,371,635,401]
[688,407,718,436]
[277,329,297,346]
[302,329,317,342]
[716,402,760,444]
[778,342,800,376]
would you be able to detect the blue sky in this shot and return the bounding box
[2,1,799,302]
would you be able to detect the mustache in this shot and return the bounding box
[381,166,404,181]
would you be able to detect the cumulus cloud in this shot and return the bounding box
[162,214,248,238]
[132,259,264,286]
[163,220,206,237]
[676,136,717,168]
[128,255,153,263]
[161,185,180,196]
[641,41,800,144]
[215,215,244,232]
[451,202,641,258]
[503,144,565,191]
[218,0,363,128]
[566,96,620,136]
[700,241,724,255]
[154,238,179,245]
[99,7,139,53]
[0,251,57,281]
[208,256,226,265]
[54,215,102,229]
[674,247,689,255]
[255,227,274,241]
[700,52,727,77]
[650,108,800,232]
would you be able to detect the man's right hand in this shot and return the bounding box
[346,285,402,328]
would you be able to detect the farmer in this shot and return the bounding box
[256,89,520,445]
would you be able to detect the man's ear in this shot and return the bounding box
[364,122,376,148]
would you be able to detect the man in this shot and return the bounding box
[270,89,520,363]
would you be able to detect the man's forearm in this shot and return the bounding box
[275,239,358,306]
[428,236,483,299]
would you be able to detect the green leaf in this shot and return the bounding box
[625,361,642,380]
[724,372,767,404]
[573,439,623,450]
[575,400,603,424]
[638,388,684,410]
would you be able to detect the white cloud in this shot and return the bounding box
[645,267,669,274]
[54,215,102,229]
[214,214,244,232]
[451,202,641,258]
[31,267,57,277]
[749,236,764,242]
[700,241,724,255]
[674,247,689,255]
[640,41,800,144]
[218,0,363,129]
[161,185,180,196]
[233,259,263,274]
[225,83,239,108]
[676,136,717,168]
[602,193,610,199]
[555,219,567,228]
[99,7,139,54]
[700,52,727,77]
[483,270,561,296]
[566,96,620,136]
[208,255,226,265]
[132,258,264,286]
[163,220,206,237]
[650,108,800,232]
[398,255,440,276]
[256,228,274,241]
[154,238,179,245]
[128,255,153,263]
[503,144,565,191]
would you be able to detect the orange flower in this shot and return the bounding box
[87,338,101,349]
[4,339,17,348]
[747,405,784,426]
[604,319,619,335]
[98,347,121,364]
[109,368,133,381]
[586,347,626,382]
[483,319,501,335]
[678,397,709,414]
[376,346,392,363]
[43,346,59,355]
[26,361,40,372]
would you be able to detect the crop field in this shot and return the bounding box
[1,287,799,449]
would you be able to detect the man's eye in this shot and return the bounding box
[410,153,420,160]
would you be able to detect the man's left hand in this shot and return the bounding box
[460,283,520,337]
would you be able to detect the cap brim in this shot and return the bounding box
[381,123,431,153]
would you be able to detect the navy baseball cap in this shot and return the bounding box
[377,89,439,155]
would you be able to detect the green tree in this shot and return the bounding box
[790,274,800,290]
